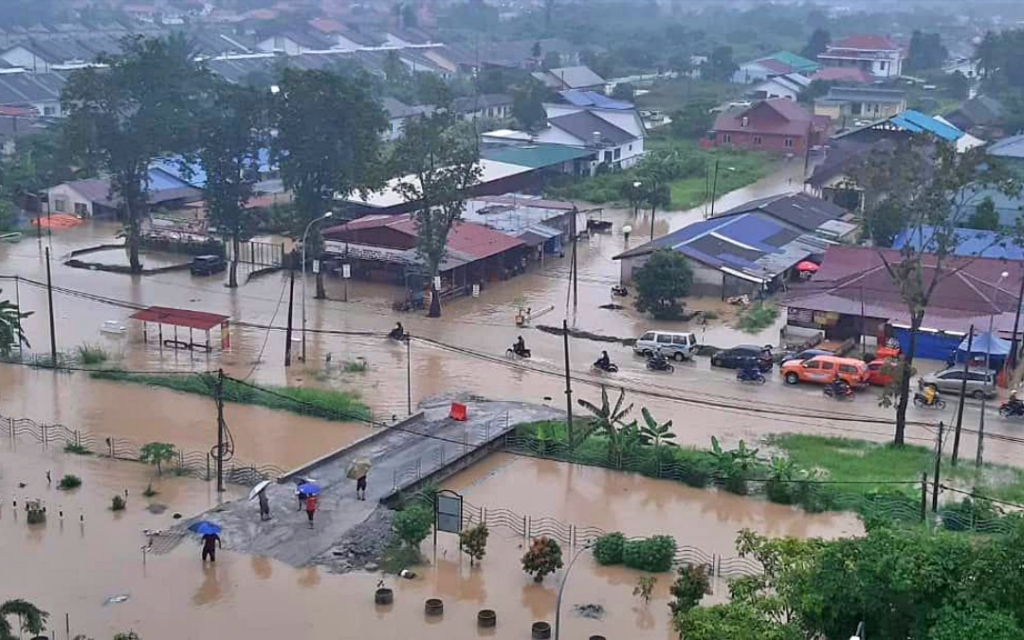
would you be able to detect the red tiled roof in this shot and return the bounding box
[810,67,872,83]
[324,214,525,260]
[831,34,898,51]
[309,17,345,33]
[755,58,793,75]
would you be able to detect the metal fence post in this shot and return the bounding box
[206,453,211,482]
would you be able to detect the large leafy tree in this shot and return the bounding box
[200,83,266,288]
[62,34,209,273]
[858,140,1020,445]
[392,107,482,317]
[271,68,388,298]
[511,79,549,132]
[906,30,949,72]
[633,248,693,320]
[800,29,830,61]
[0,599,48,640]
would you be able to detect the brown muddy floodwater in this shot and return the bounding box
[1,436,860,640]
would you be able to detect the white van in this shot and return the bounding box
[633,330,698,361]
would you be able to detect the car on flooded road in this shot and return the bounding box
[865,358,897,386]
[781,355,868,387]
[710,345,773,371]
[918,367,997,399]
[779,348,832,365]
[190,254,227,276]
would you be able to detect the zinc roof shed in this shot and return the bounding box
[481,143,594,169]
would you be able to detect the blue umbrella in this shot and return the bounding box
[188,520,222,536]
[297,482,320,496]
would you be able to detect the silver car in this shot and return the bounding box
[918,367,997,399]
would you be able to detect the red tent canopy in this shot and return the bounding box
[130,306,229,331]
[796,260,819,272]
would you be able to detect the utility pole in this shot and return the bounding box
[977,272,1007,469]
[215,369,225,493]
[406,335,412,416]
[284,266,295,367]
[932,420,944,512]
[708,160,721,218]
[1011,268,1024,369]
[920,472,928,522]
[951,325,973,466]
[562,319,574,451]
[44,247,57,364]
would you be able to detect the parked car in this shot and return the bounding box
[633,331,698,361]
[918,367,997,399]
[779,348,832,365]
[865,358,897,387]
[781,355,868,387]
[711,345,773,371]
[190,255,226,276]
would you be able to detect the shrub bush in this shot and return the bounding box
[522,536,563,582]
[391,505,433,548]
[593,532,626,565]
[669,564,710,614]
[623,535,676,572]
[63,442,91,455]
[58,474,82,489]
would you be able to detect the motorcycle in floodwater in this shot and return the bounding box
[736,368,766,385]
[823,382,854,400]
[646,354,674,373]
[913,391,946,409]
[506,345,532,359]
[593,360,619,373]
[999,400,1024,418]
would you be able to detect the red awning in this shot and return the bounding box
[130,306,229,331]
[796,260,819,272]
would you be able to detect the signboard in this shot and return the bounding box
[433,276,442,291]
[312,259,320,274]
[472,284,480,298]
[435,490,463,536]
[342,264,351,279]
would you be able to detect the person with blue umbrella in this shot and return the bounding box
[188,521,222,563]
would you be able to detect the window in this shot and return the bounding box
[741,116,749,127]
[672,335,689,345]
[641,332,655,341]
[657,335,672,344]
[804,361,821,370]
[723,134,732,143]
[967,372,991,382]
[784,138,794,148]
[628,144,632,151]
[689,335,697,346]
[839,365,855,373]
[54,198,67,212]
[604,150,613,162]
[74,203,87,216]
[940,371,964,381]
[614,148,621,160]
[880,61,888,71]
[43,106,56,116]
[821,361,834,371]
[753,136,763,145]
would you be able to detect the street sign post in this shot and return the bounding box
[434,489,463,552]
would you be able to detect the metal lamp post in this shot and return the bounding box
[632,181,641,218]
[977,270,1009,468]
[554,541,594,640]
[301,211,333,362]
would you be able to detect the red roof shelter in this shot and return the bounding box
[130,306,231,352]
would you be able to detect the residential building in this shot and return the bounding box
[451,94,513,121]
[944,95,1006,138]
[0,70,66,117]
[532,66,607,93]
[893,226,1024,261]
[558,90,633,111]
[381,97,431,141]
[809,67,872,84]
[46,169,202,219]
[533,109,644,171]
[480,143,595,177]
[321,214,527,293]
[461,195,578,257]
[732,51,820,84]
[711,98,829,154]
[255,30,337,55]
[784,245,1024,357]
[613,208,832,298]
[813,86,908,124]
[750,73,811,101]
[714,192,857,241]
[817,34,904,79]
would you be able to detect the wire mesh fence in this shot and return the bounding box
[0,413,285,487]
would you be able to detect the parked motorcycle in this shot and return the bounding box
[646,354,675,373]
[736,368,766,385]
[913,391,946,409]
[611,285,629,297]
[999,400,1024,418]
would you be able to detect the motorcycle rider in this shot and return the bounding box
[830,373,850,397]
[513,335,528,356]
[738,362,761,380]
[595,350,612,370]
[389,322,405,340]
[649,348,668,369]
[922,384,938,406]
[1009,388,1024,412]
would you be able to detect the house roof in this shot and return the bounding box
[717,192,848,232]
[834,110,964,143]
[893,226,1024,261]
[818,86,907,104]
[451,93,513,113]
[547,110,635,146]
[829,34,899,51]
[559,90,633,110]
[754,58,793,75]
[986,134,1024,160]
[130,306,229,331]
[481,143,593,169]
[784,245,1024,332]
[766,50,819,72]
[546,66,605,89]
[341,159,533,209]
[323,214,525,261]
[0,72,64,105]
[758,74,811,94]
[713,98,819,137]
[810,67,872,83]
[613,211,829,281]
[382,97,431,120]
[945,95,1005,130]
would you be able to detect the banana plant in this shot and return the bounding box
[639,407,678,449]
[0,292,31,358]
[767,456,796,482]
[577,386,634,457]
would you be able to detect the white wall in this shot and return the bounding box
[47,184,95,217]
[591,109,645,138]
[256,37,304,55]
[754,80,800,101]
[534,126,586,146]
[384,116,405,141]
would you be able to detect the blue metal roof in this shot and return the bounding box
[150,149,274,190]
[888,110,963,142]
[558,89,634,110]
[893,225,1024,260]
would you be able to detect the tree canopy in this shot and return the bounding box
[800,29,830,60]
[633,248,694,320]
[906,30,948,72]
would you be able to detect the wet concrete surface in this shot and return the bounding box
[198,398,561,567]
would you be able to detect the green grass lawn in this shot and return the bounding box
[772,433,1024,503]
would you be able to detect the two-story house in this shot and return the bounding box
[712,98,829,154]
[817,34,904,79]
[533,107,645,172]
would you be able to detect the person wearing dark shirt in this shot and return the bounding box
[202,533,222,563]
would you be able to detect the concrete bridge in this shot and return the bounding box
[197,397,562,567]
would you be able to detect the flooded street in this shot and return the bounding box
[1,436,855,640]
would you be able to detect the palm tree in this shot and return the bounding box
[0,599,48,640]
[0,291,31,357]
[577,386,634,455]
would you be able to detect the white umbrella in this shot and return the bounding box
[248,480,272,501]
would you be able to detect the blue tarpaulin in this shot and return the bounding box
[958,331,1010,356]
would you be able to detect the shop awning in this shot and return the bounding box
[130,306,229,331]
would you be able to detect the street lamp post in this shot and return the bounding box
[632,181,642,218]
[977,270,1009,468]
[554,541,594,640]
[301,211,333,362]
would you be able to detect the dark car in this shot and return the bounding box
[711,344,774,371]
[779,348,832,365]
[190,255,227,276]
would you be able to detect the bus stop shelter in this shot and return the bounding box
[130,306,230,352]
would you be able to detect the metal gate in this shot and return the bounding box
[227,241,285,267]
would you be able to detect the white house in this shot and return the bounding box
[818,34,904,79]
[535,107,645,172]
[0,70,65,117]
[381,97,432,141]
[751,73,811,101]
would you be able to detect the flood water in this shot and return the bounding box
[0,436,857,640]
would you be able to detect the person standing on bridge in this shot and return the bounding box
[356,473,367,501]
[305,493,317,528]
